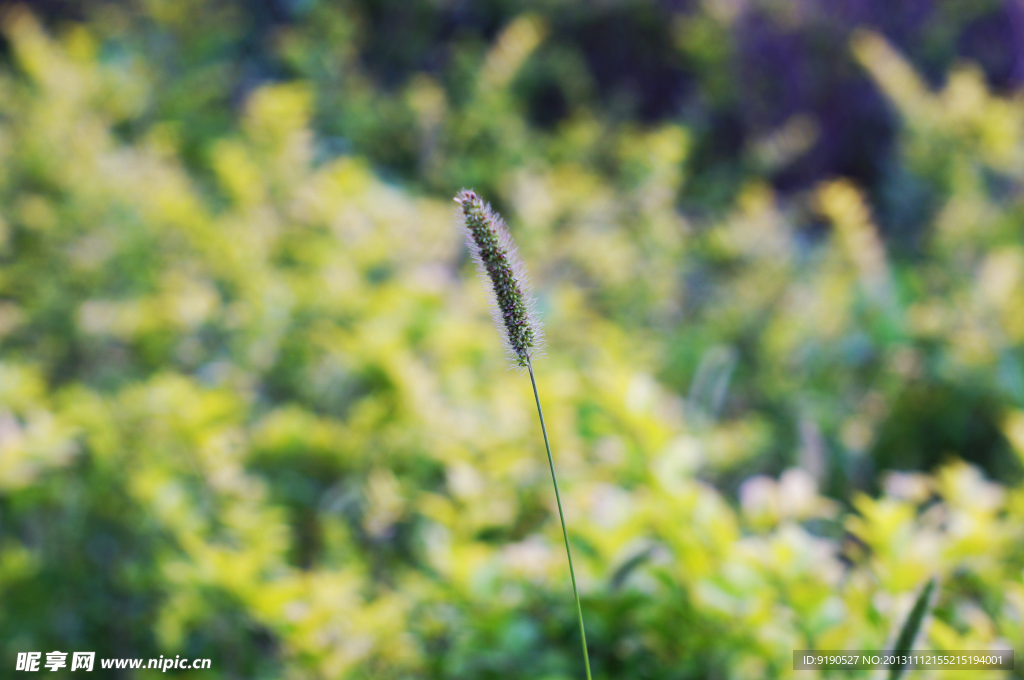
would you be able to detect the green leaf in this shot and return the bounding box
[888,578,936,680]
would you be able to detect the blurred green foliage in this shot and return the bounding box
[0,1,1023,678]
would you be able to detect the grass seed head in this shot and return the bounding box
[455,189,543,367]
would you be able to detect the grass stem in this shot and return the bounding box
[527,360,593,680]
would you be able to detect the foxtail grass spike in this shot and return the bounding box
[888,577,936,680]
[454,190,591,680]
[455,189,543,368]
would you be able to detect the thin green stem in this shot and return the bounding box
[527,360,593,680]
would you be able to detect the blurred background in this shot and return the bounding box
[0,0,1023,677]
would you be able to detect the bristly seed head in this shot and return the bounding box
[455,189,542,367]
